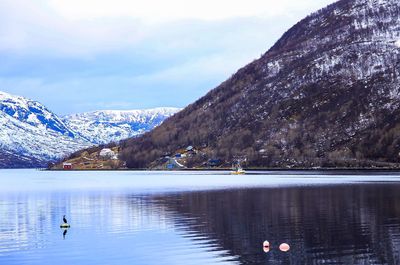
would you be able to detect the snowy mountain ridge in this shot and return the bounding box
[64,107,180,144]
[0,91,180,168]
[0,91,75,137]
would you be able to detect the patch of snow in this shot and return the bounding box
[26,113,40,124]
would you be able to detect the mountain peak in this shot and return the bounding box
[119,0,400,168]
[0,90,74,137]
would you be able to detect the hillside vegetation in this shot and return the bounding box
[120,0,400,168]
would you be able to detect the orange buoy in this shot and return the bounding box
[279,243,290,252]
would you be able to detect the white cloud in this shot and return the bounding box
[0,0,147,57]
[0,0,335,56]
[46,0,334,21]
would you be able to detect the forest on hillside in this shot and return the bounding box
[119,0,400,169]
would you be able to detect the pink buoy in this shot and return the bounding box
[279,243,290,252]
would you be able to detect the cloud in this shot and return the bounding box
[0,0,335,56]
[47,0,334,21]
[0,1,146,57]
[0,0,337,114]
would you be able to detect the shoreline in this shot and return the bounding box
[43,167,400,174]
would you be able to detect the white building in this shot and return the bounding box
[99,148,118,160]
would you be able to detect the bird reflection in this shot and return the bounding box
[62,228,68,239]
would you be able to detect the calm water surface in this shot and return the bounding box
[1,170,400,264]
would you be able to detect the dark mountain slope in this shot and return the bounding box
[0,150,44,169]
[120,0,400,168]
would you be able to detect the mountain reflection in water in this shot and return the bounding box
[1,183,400,265]
[154,185,400,264]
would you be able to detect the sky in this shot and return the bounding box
[0,0,336,115]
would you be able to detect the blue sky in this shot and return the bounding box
[0,0,336,115]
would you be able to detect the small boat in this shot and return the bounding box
[231,165,246,175]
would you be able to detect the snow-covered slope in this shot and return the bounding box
[63,108,180,144]
[0,91,180,167]
[0,91,75,137]
[0,91,91,167]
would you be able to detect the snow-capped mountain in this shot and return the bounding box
[0,91,75,137]
[0,91,180,168]
[63,108,180,144]
[0,91,91,168]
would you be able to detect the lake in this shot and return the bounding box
[1,170,400,264]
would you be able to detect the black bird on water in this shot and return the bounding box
[60,215,70,229]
